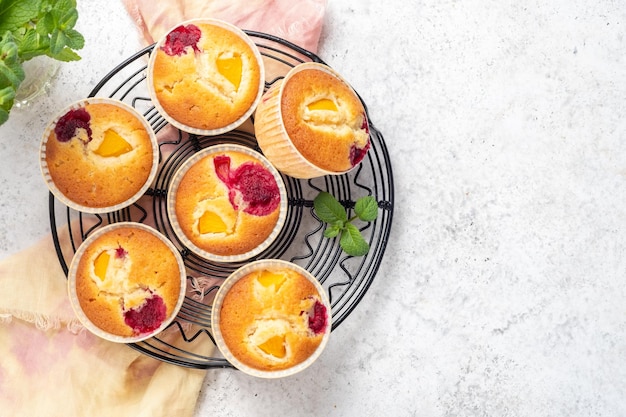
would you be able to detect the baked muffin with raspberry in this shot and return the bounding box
[148,18,264,135]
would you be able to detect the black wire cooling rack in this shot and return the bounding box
[49,31,394,369]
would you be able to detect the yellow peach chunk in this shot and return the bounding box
[94,129,133,157]
[216,53,242,90]
[93,251,110,281]
[198,210,228,234]
[307,98,338,112]
[257,270,286,291]
[258,335,287,358]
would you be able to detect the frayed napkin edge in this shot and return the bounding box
[0,310,85,334]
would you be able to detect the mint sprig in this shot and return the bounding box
[313,191,379,256]
[0,0,85,124]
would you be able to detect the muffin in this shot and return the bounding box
[148,18,264,135]
[167,144,287,262]
[254,62,371,179]
[40,98,158,213]
[212,260,331,377]
[68,222,186,342]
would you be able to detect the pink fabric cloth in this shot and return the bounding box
[123,0,327,52]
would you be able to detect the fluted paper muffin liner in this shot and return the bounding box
[147,18,265,136]
[167,144,287,263]
[212,259,332,378]
[254,62,367,179]
[67,222,187,343]
[40,97,159,214]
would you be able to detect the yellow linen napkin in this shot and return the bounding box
[0,222,211,417]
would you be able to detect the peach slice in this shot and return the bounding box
[93,251,110,281]
[257,270,286,291]
[257,335,287,358]
[94,129,133,157]
[198,209,228,234]
[194,197,237,235]
[216,53,242,90]
[307,98,338,112]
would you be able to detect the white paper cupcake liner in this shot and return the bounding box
[167,143,287,263]
[147,18,265,136]
[67,222,187,343]
[211,259,332,378]
[40,97,159,214]
[254,62,365,179]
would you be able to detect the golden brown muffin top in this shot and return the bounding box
[172,149,282,258]
[44,101,155,209]
[219,267,329,371]
[281,66,370,172]
[151,21,262,132]
[75,225,182,337]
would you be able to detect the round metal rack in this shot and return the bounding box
[49,31,394,369]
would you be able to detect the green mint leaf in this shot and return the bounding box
[39,0,54,13]
[36,12,55,36]
[0,58,23,86]
[58,8,78,30]
[49,28,67,55]
[0,0,84,126]
[354,196,379,222]
[0,37,24,87]
[1,35,20,62]
[0,106,8,124]
[47,45,80,62]
[46,8,62,31]
[0,85,16,107]
[53,0,77,13]
[0,56,21,121]
[0,0,41,34]
[340,223,370,256]
[314,191,348,224]
[323,223,342,238]
[62,28,83,50]
[17,30,48,58]
[16,29,39,52]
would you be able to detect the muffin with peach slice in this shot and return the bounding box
[68,222,186,342]
[40,98,158,213]
[254,62,370,179]
[147,18,264,135]
[167,144,287,262]
[212,260,331,378]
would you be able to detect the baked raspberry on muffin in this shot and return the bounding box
[148,18,264,135]
[168,144,286,262]
[254,62,370,179]
[212,260,331,377]
[41,98,158,213]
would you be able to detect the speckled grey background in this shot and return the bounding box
[0,0,624,416]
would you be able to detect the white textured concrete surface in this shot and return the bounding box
[0,0,624,416]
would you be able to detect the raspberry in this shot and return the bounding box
[349,113,370,166]
[115,246,127,259]
[123,294,167,335]
[161,24,201,56]
[214,155,232,184]
[213,156,280,216]
[350,142,370,167]
[307,300,328,335]
[231,162,280,216]
[54,108,91,143]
